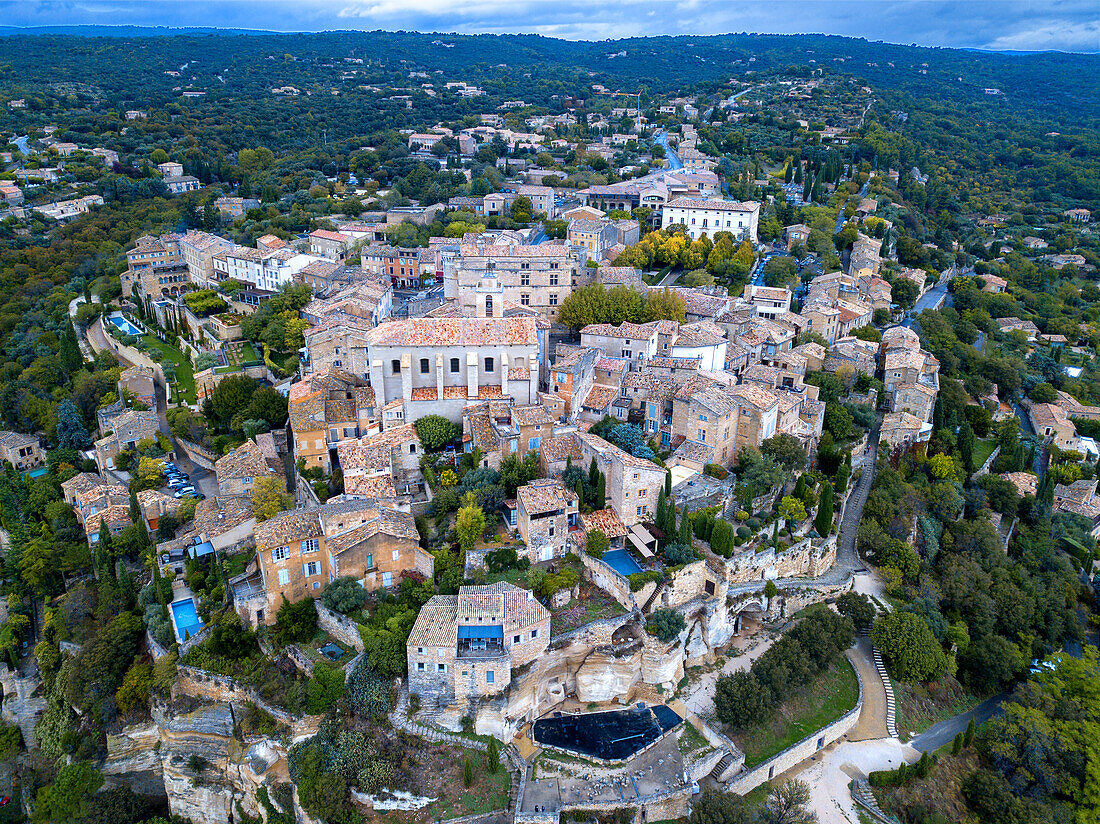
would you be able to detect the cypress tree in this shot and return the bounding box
[678,509,692,547]
[952,732,963,756]
[463,757,474,788]
[963,718,975,747]
[815,481,834,536]
[656,487,667,532]
[486,738,500,773]
[665,470,672,498]
[574,478,586,511]
[958,422,976,474]
[588,457,600,489]
[595,472,606,510]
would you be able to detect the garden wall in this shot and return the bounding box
[175,664,325,738]
[314,601,367,652]
[176,437,219,471]
[725,659,863,796]
[580,553,638,611]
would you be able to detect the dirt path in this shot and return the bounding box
[846,637,888,742]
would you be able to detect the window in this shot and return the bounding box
[417,661,425,671]
[272,546,289,562]
[699,429,706,442]
[699,414,708,421]
[277,569,290,586]
[392,549,400,561]
[410,443,416,453]
[366,553,374,569]
[549,273,558,286]
[486,671,495,684]
[639,489,647,497]
[450,357,460,373]
[514,635,521,644]
[550,261,559,270]
[391,359,401,374]
[520,272,530,286]
[548,524,555,537]
[485,357,494,372]
[528,436,542,450]
[549,293,558,306]
[637,505,647,516]
[382,571,392,587]
[531,628,538,639]
[313,581,321,590]
[420,358,430,373]
[301,539,319,553]
[304,561,321,577]
[521,293,530,306]
[520,262,530,270]
[437,663,446,672]
[485,295,493,315]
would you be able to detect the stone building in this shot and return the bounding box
[118,365,157,411]
[214,439,284,497]
[443,237,582,320]
[406,582,550,706]
[288,369,378,473]
[94,410,161,472]
[363,317,545,423]
[0,431,43,471]
[249,497,430,626]
[462,402,557,470]
[335,423,426,508]
[121,234,188,298]
[516,479,579,563]
[572,431,666,526]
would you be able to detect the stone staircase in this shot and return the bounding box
[709,750,736,779]
[641,580,666,614]
[873,646,898,738]
[851,779,903,824]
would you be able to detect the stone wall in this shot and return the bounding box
[725,660,863,795]
[723,537,835,585]
[580,552,637,610]
[314,600,366,652]
[975,444,1002,478]
[656,559,713,611]
[174,664,322,735]
[175,437,219,471]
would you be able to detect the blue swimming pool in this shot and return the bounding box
[171,598,203,642]
[603,549,643,577]
[108,315,144,337]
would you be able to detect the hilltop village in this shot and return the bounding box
[0,29,1098,824]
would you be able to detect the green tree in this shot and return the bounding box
[413,415,461,451]
[252,475,291,521]
[486,737,500,774]
[714,671,771,729]
[585,529,609,559]
[646,608,686,642]
[779,495,807,536]
[321,576,367,614]
[871,612,948,682]
[815,480,834,536]
[463,757,474,788]
[761,433,807,472]
[455,493,486,552]
[837,592,875,630]
[761,780,816,824]
[33,761,104,823]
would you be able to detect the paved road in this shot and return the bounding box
[847,637,889,741]
[908,694,1007,753]
[837,415,882,570]
[653,130,683,171]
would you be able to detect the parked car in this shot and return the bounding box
[174,487,197,499]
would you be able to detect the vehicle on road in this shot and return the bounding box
[174,486,198,498]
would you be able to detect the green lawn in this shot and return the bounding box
[971,438,996,471]
[733,656,860,767]
[142,335,196,404]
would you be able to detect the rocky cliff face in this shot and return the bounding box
[103,702,284,824]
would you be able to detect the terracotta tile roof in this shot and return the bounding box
[254,510,323,549]
[343,473,398,500]
[594,357,628,373]
[539,434,582,464]
[674,321,727,347]
[580,509,629,538]
[673,439,714,464]
[458,243,571,258]
[1002,472,1038,497]
[215,440,272,484]
[581,321,658,340]
[365,317,538,348]
[325,504,418,554]
[194,495,254,536]
[649,357,700,370]
[406,595,459,648]
[1029,402,1072,429]
[62,472,104,499]
[84,504,131,533]
[730,382,780,411]
[517,479,577,515]
[310,229,350,243]
[511,405,555,427]
[582,384,619,411]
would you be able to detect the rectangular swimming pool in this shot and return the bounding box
[108,315,144,337]
[603,549,643,577]
[533,704,682,761]
[171,598,203,642]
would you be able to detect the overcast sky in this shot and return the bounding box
[4,1,1099,53]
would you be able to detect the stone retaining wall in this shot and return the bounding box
[580,552,637,611]
[549,610,637,649]
[725,656,864,795]
[174,664,320,732]
[176,438,219,471]
[974,444,1002,478]
[314,601,367,652]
